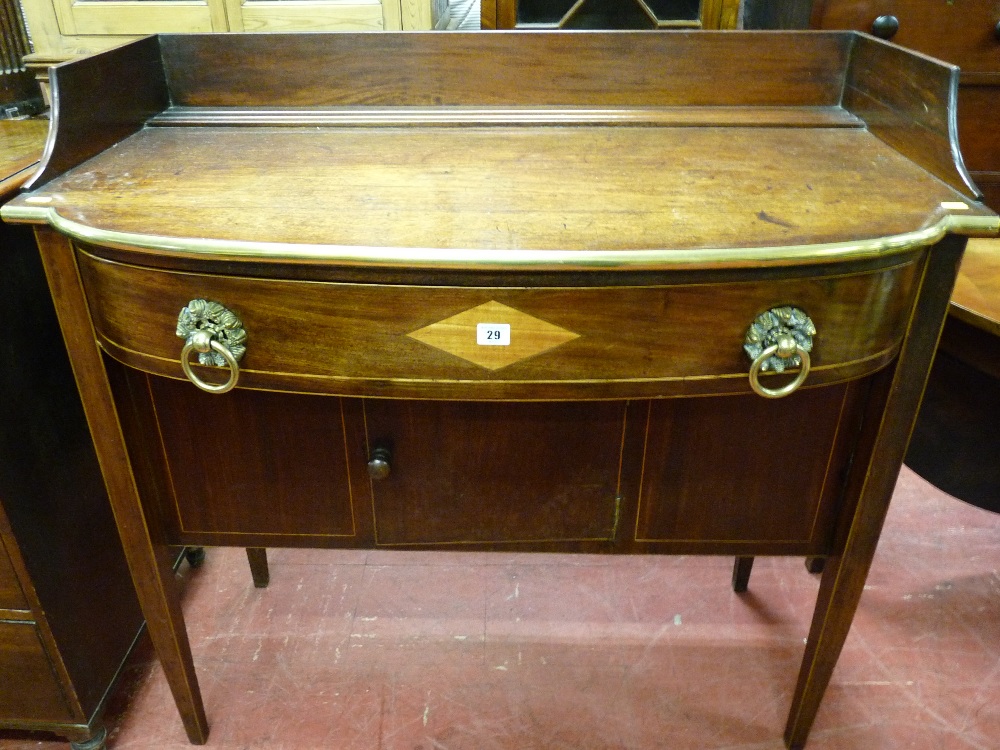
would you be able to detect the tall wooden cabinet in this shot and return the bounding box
[0,121,145,750]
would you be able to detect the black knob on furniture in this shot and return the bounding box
[367,444,392,480]
[871,15,899,40]
[994,19,1000,41]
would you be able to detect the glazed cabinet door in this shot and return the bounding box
[364,400,631,547]
[487,0,740,28]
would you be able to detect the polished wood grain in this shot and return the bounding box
[30,123,988,260]
[366,400,627,546]
[785,236,964,748]
[76,247,920,399]
[4,32,996,750]
[149,380,362,544]
[23,35,168,191]
[800,0,1000,212]
[841,33,978,199]
[31,227,208,745]
[158,32,850,109]
[634,383,857,552]
[950,238,1000,336]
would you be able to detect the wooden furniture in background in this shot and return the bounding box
[745,0,1000,211]
[483,0,740,29]
[3,31,997,749]
[0,119,145,750]
[905,238,1000,513]
[17,0,446,83]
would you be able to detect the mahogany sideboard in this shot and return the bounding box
[0,120,145,749]
[3,31,998,749]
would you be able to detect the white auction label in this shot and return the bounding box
[477,323,511,346]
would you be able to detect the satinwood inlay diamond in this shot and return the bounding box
[408,301,579,371]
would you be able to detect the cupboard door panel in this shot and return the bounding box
[636,383,855,547]
[149,379,359,541]
[366,400,628,545]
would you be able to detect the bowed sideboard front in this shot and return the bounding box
[5,30,998,750]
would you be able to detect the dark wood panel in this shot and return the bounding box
[149,379,361,541]
[0,537,28,612]
[842,33,978,199]
[635,383,856,548]
[0,623,73,723]
[24,35,168,191]
[958,85,1000,173]
[0,217,144,721]
[77,248,921,399]
[365,400,627,545]
[159,31,851,108]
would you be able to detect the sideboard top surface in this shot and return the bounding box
[3,31,997,270]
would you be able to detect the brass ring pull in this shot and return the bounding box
[743,306,816,400]
[748,339,811,399]
[176,299,247,395]
[180,330,241,394]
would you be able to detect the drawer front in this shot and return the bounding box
[77,247,921,400]
[0,537,28,612]
[0,621,74,723]
[816,0,1000,74]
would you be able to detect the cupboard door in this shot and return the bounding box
[148,379,360,544]
[365,400,629,545]
[635,382,859,551]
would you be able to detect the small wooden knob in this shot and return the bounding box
[367,445,392,480]
[871,15,899,39]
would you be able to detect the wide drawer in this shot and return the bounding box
[0,621,74,723]
[77,248,922,399]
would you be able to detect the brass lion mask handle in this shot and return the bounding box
[743,306,815,399]
[176,299,247,394]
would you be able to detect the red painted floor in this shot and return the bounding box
[3,466,998,749]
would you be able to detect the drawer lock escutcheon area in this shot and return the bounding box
[744,306,815,399]
[176,299,247,394]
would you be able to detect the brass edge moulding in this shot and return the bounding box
[2,205,997,271]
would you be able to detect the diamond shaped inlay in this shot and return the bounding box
[408,301,579,371]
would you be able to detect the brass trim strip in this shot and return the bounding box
[4,206,997,271]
